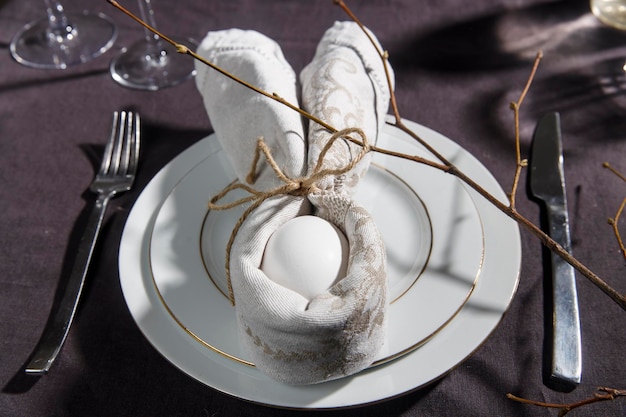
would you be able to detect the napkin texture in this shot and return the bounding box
[195,21,392,385]
[194,29,307,189]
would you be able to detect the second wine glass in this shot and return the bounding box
[10,0,117,69]
[110,0,196,91]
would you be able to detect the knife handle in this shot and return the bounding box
[545,201,582,387]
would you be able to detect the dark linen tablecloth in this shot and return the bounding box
[1,0,625,416]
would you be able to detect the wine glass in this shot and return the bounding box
[10,0,117,69]
[109,0,196,91]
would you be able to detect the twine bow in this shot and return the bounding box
[209,127,371,305]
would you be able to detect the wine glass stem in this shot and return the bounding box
[138,0,164,56]
[44,0,73,35]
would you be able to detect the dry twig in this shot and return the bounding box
[507,387,626,416]
[603,162,626,261]
[508,52,541,209]
[106,0,626,312]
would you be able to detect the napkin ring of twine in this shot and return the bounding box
[209,127,370,305]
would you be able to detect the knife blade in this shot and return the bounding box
[529,112,582,389]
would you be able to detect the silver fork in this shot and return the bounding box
[25,111,141,375]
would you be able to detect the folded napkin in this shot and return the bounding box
[195,21,392,385]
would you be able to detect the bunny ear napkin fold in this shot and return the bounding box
[194,21,394,385]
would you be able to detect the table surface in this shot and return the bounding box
[2,0,626,416]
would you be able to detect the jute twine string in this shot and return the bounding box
[209,127,370,305]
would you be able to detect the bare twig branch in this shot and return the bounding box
[604,162,626,261]
[607,198,626,261]
[604,161,626,182]
[509,51,542,209]
[107,0,626,311]
[507,387,626,416]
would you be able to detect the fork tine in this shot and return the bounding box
[119,112,133,176]
[109,111,127,176]
[127,113,141,179]
[99,111,120,175]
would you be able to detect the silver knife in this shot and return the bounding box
[529,112,582,389]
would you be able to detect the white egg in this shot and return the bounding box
[261,215,349,300]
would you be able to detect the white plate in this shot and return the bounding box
[119,119,521,409]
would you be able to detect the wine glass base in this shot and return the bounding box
[10,11,117,70]
[110,38,197,91]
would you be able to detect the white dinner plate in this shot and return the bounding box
[119,118,521,409]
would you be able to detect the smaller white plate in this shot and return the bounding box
[149,129,484,365]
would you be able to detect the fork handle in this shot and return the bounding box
[25,193,111,375]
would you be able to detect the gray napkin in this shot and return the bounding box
[195,21,392,385]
